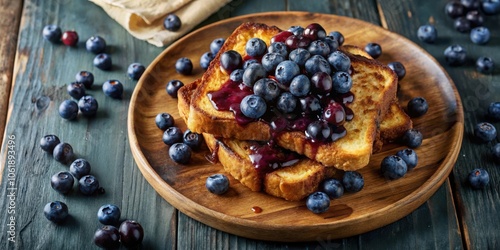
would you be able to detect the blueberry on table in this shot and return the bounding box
[402,129,423,148]
[42,24,62,43]
[79,175,100,195]
[69,158,91,179]
[465,10,484,27]
[417,24,437,43]
[306,191,330,214]
[61,30,78,46]
[387,61,406,81]
[445,1,466,18]
[461,0,480,10]
[210,38,225,54]
[93,225,120,249]
[200,52,215,70]
[75,70,94,89]
[58,100,79,120]
[240,94,267,119]
[444,44,467,66]
[206,174,230,195]
[364,42,382,59]
[476,57,494,74]
[470,26,490,45]
[162,127,183,146]
[342,171,364,192]
[93,53,112,70]
[183,130,203,150]
[468,168,489,189]
[453,17,472,33]
[169,143,192,164]
[175,57,193,75]
[474,122,497,142]
[78,95,98,117]
[44,201,69,223]
[155,112,175,130]
[321,178,344,199]
[481,0,500,15]
[119,220,144,248]
[328,50,351,72]
[53,142,74,164]
[127,62,146,80]
[51,171,74,194]
[166,79,184,98]
[276,92,297,114]
[396,148,418,169]
[97,204,121,225]
[492,143,500,161]
[85,35,106,54]
[488,102,500,121]
[40,134,60,153]
[163,13,182,31]
[381,155,408,180]
[253,78,281,102]
[102,80,123,99]
[407,97,429,117]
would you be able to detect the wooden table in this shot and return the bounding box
[0,0,498,249]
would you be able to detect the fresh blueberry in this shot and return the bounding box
[492,143,500,161]
[445,1,466,18]
[454,17,472,33]
[69,158,91,179]
[261,53,285,73]
[51,171,75,194]
[175,57,193,75]
[332,71,353,94]
[242,63,266,87]
[303,23,327,40]
[476,57,494,74]
[466,10,484,27]
[388,62,406,81]
[162,127,183,146]
[289,74,311,97]
[342,171,364,192]
[42,25,62,43]
[79,175,100,195]
[253,78,280,102]
[381,155,408,180]
[488,102,500,121]
[243,59,259,70]
[402,129,423,148]
[102,80,123,99]
[306,121,331,142]
[396,148,418,170]
[407,97,428,117]
[67,82,86,100]
[75,71,94,89]
[417,24,437,43]
[310,72,333,95]
[44,201,69,223]
[322,36,339,52]
[474,122,497,142]
[299,95,321,114]
[210,38,225,54]
[119,220,144,248]
[308,40,330,57]
[206,174,230,195]
[97,204,121,225]
[200,52,215,70]
[53,142,74,164]
[62,30,79,46]
[240,94,267,119]
[268,42,288,58]
[58,100,78,120]
[328,31,345,46]
[219,50,242,73]
[328,51,351,72]
[305,55,331,76]
[470,26,490,45]
[306,191,330,214]
[155,113,175,130]
[78,95,98,117]
[468,168,489,189]
[364,43,382,59]
[275,60,300,86]
[127,63,146,80]
[166,79,184,98]
[444,44,467,66]
[40,135,60,153]
[169,142,192,164]
[163,13,181,31]
[183,129,202,150]
[288,25,304,35]
[289,48,311,67]
[481,0,500,15]
[276,92,297,114]
[229,69,244,82]
[85,35,106,54]
[245,38,267,57]
[461,0,480,9]
[321,178,344,199]
[93,225,120,249]
[93,53,112,70]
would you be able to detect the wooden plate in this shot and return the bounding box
[128,12,463,242]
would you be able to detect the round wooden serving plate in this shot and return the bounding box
[128,12,464,242]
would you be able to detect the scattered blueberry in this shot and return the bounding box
[85,35,106,54]
[444,44,467,66]
[219,50,242,73]
[476,57,494,74]
[364,43,382,59]
[42,24,62,43]
[93,225,121,249]
[396,148,418,169]
[481,0,500,15]
[155,113,175,130]
[210,38,225,54]
[417,24,438,43]
[175,57,193,75]
[332,71,353,94]
[58,100,79,120]
[387,62,406,81]
[164,13,182,31]
[93,53,112,70]
[50,171,75,194]
[206,174,230,195]
[127,63,146,80]
[470,26,490,44]
[119,220,144,248]
[466,10,484,27]
[69,158,91,179]
[67,82,86,100]
[79,175,100,195]
[102,80,123,99]
[44,201,69,223]
[242,63,266,87]
[61,30,79,46]
[474,122,497,142]
[328,50,351,72]
[407,97,429,117]
[75,71,94,89]
[461,0,480,10]
[445,1,466,18]
[166,79,184,98]
[402,129,423,148]
[40,134,60,153]
[492,143,500,161]
[240,94,267,119]
[183,130,203,150]
[306,191,330,214]
[381,155,408,180]
[342,171,364,192]
[162,127,183,146]
[276,92,297,114]
[253,78,281,102]
[321,178,344,199]
[200,52,215,70]
[78,95,98,117]
[53,142,74,164]
[468,168,489,189]
[488,102,500,121]
[289,74,311,97]
[169,143,192,164]
[454,17,472,33]
[97,204,121,225]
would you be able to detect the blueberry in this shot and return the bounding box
[219,50,242,73]
[402,129,423,148]
[323,102,346,126]
[69,158,91,179]
[51,171,75,194]
[342,171,364,192]
[299,95,321,114]
[44,201,69,223]
[243,59,259,70]
[166,79,184,98]
[102,80,123,99]
[417,24,437,43]
[444,44,467,66]
[210,38,225,54]
[162,127,183,146]
[229,69,244,82]
[175,57,193,75]
[93,53,112,70]
[332,71,353,94]
[288,25,304,35]
[476,57,494,74]
[305,55,331,76]
[289,48,311,67]
[127,62,146,80]
[240,94,267,119]
[66,82,86,100]
[445,1,466,18]
[169,143,192,164]
[466,10,484,27]
[364,43,382,59]
[381,155,408,180]
[97,204,121,225]
[306,121,331,142]
[322,36,339,52]
[321,178,344,199]
[470,26,490,45]
[200,52,215,70]
[454,17,472,33]
[79,175,100,195]
[242,63,266,87]
[474,122,497,142]
[461,0,480,10]
[245,38,267,57]
[488,102,500,121]
[306,191,330,214]
[253,78,280,102]
[261,52,285,73]
[206,174,230,194]
[289,74,311,97]
[276,92,297,114]
[276,60,301,86]
[163,13,181,31]
[183,129,202,150]
[58,100,79,120]
[85,35,106,54]
[310,72,333,95]
[78,95,98,117]
[387,62,406,81]
[492,143,500,161]
[328,51,351,72]
[155,113,175,130]
[40,135,60,153]
[396,148,418,170]
[303,23,327,40]
[75,71,94,89]
[468,168,489,189]
[407,97,428,117]
[308,40,330,57]
[93,225,120,249]
[481,0,500,15]
[53,142,74,164]
[119,220,144,248]
[328,31,345,46]
[42,24,62,43]
[268,42,288,58]
[61,30,79,46]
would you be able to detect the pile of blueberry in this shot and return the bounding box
[93,205,144,249]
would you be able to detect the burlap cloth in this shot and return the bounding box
[90,0,232,47]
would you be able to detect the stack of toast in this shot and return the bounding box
[177,22,412,201]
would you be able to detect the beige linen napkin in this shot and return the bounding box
[90,0,232,47]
